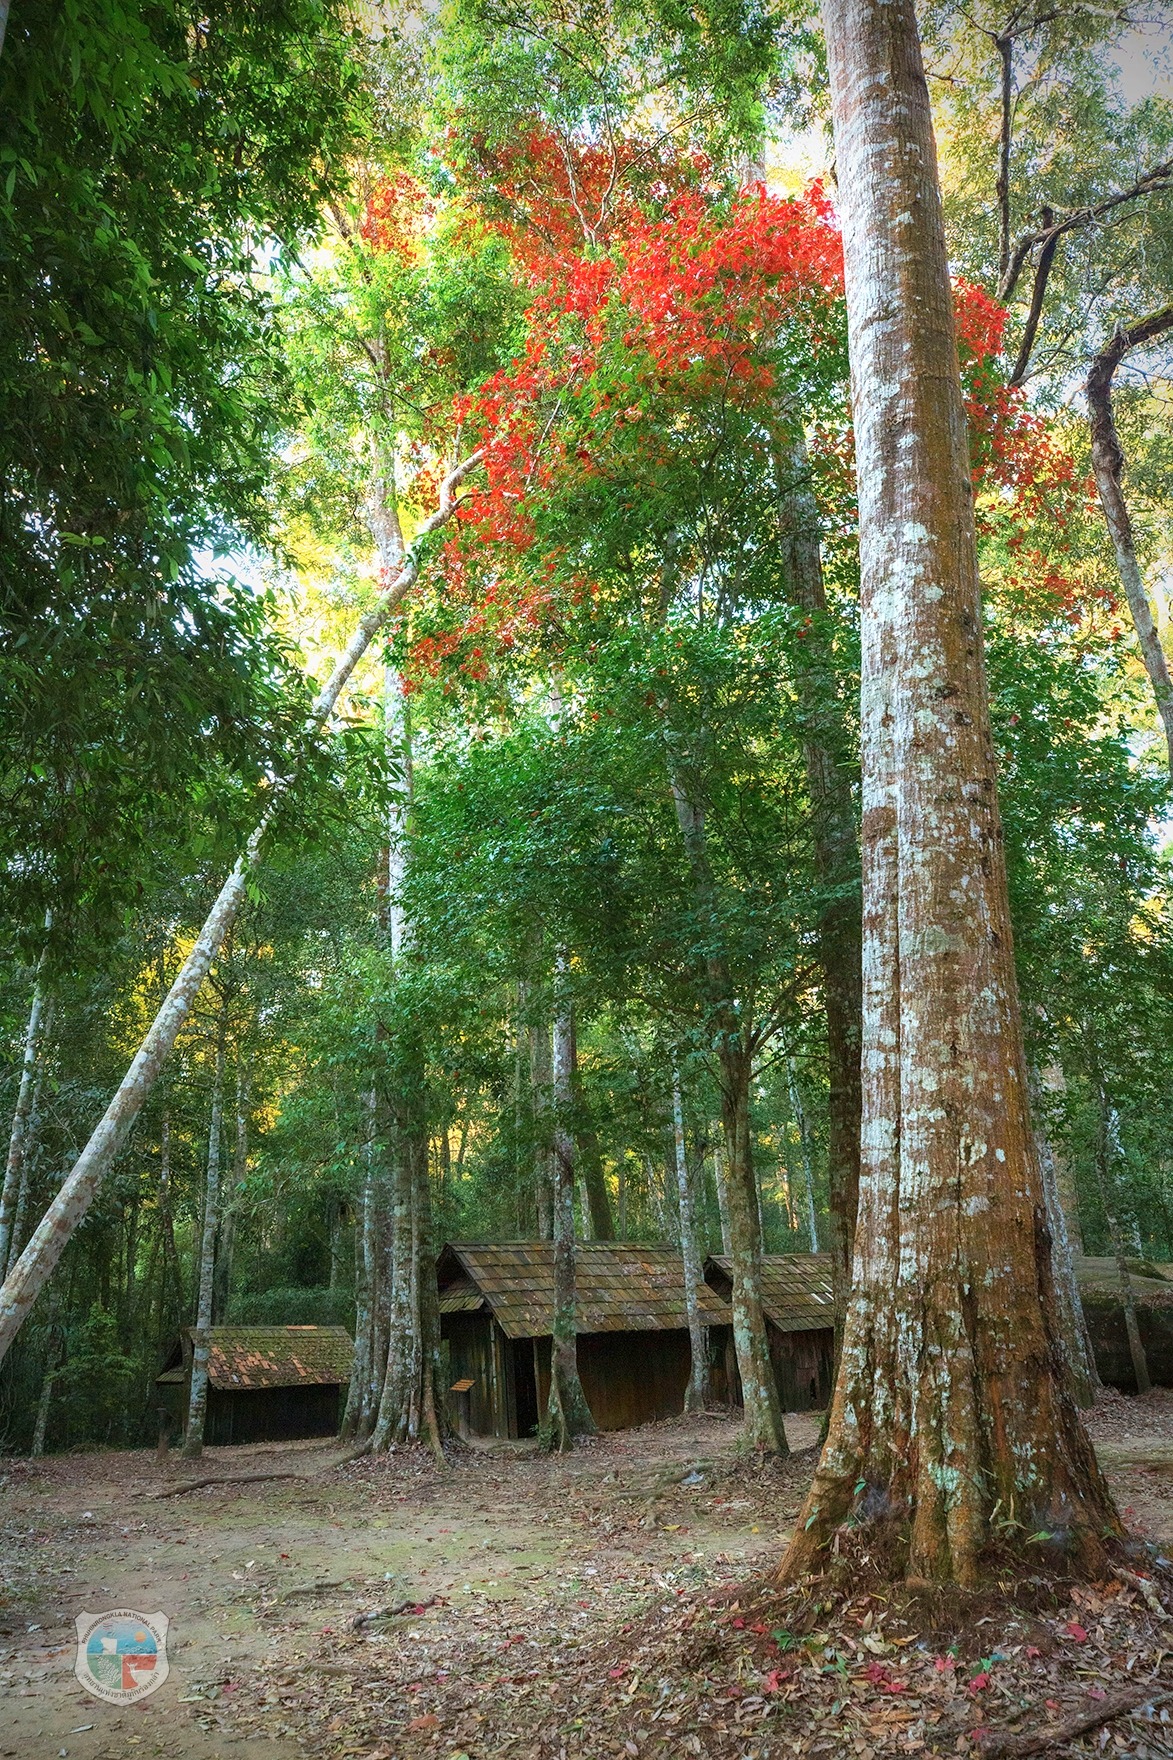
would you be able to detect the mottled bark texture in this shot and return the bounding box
[184,1012,227,1459]
[1086,308,1173,775]
[0,454,481,1370]
[1030,1074,1098,1409]
[673,1072,710,1411]
[1093,1092,1151,1397]
[781,0,1118,1585]
[544,960,596,1451]
[776,431,862,1315]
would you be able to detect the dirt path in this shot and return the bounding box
[2,1395,1173,1759]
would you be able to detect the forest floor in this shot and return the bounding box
[3,1394,1173,1760]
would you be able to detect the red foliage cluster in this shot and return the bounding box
[359,169,433,261]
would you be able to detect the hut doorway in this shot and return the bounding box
[512,1338,539,1437]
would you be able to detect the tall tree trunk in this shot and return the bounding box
[213,1059,248,1324]
[713,1143,732,1255]
[544,956,595,1451]
[781,0,1117,1584]
[721,1042,789,1452]
[1087,307,1173,774]
[1092,1086,1151,1396]
[776,429,862,1321]
[158,1111,184,1328]
[573,1034,614,1241]
[530,1013,555,1240]
[669,768,788,1454]
[0,454,481,1369]
[341,1140,375,1442]
[0,945,49,1276]
[1029,1072,1098,1408]
[183,1010,227,1459]
[786,1058,821,1253]
[673,1069,709,1411]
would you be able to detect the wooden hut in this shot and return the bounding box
[704,1253,835,1412]
[155,1325,353,1446]
[437,1241,734,1438]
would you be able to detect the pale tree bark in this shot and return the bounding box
[672,1069,709,1411]
[781,0,1117,1585]
[776,430,862,1317]
[1086,308,1173,775]
[158,1111,184,1325]
[786,1057,820,1253]
[544,953,595,1451]
[530,1013,555,1239]
[669,772,788,1454]
[0,944,50,1276]
[183,1007,228,1459]
[0,453,481,1369]
[1092,1086,1151,1396]
[1028,1071,1098,1408]
[212,1058,248,1323]
[713,1143,732,1255]
[341,1138,375,1441]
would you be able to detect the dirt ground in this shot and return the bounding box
[3,1394,1173,1760]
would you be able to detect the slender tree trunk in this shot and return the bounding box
[158,1112,184,1326]
[530,1013,555,1240]
[213,1059,248,1324]
[0,454,481,1369]
[713,1144,732,1255]
[781,0,1117,1585]
[1092,1088,1151,1396]
[573,1038,614,1241]
[673,1070,709,1411]
[0,946,49,1276]
[544,955,595,1451]
[668,767,787,1453]
[776,429,862,1320]
[721,1044,789,1452]
[183,1011,227,1459]
[1029,1073,1098,1408]
[786,1058,821,1253]
[1087,308,1173,774]
[31,1351,60,1457]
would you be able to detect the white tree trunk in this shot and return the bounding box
[183,1015,227,1458]
[0,453,481,1368]
[0,944,49,1275]
[672,1070,709,1411]
[787,1059,820,1252]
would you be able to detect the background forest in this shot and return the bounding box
[2,0,1172,1454]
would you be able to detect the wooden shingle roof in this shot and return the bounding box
[706,1253,834,1334]
[438,1241,732,1340]
[156,1326,354,1391]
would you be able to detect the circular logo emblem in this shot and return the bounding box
[74,1610,170,1704]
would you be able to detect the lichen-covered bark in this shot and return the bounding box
[781,0,1119,1584]
[0,454,482,1369]
[673,1071,710,1411]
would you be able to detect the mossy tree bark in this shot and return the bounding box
[780,0,1119,1585]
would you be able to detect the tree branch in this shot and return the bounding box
[999,157,1173,303]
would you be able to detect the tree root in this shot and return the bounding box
[352,1594,438,1629]
[980,1685,1172,1757]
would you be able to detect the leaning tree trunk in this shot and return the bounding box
[0,945,50,1276]
[544,956,596,1451]
[672,1069,709,1411]
[777,428,863,1321]
[781,0,1118,1585]
[1087,307,1173,774]
[183,1012,227,1459]
[0,454,481,1370]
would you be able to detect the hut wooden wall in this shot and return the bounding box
[159,1383,343,1446]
